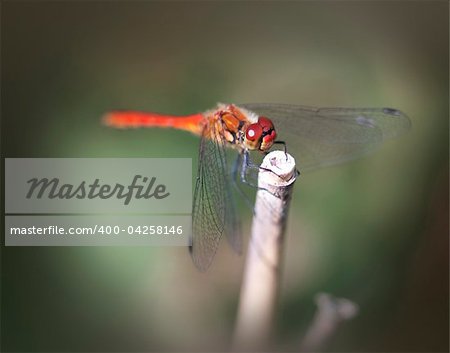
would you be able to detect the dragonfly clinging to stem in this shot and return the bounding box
[104,102,411,270]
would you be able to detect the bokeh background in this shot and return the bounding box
[2,1,448,352]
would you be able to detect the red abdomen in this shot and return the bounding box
[103,111,205,135]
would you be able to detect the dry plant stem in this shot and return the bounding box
[300,293,359,352]
[233,151,297,352]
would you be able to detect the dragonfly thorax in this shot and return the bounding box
[215,104,277,152]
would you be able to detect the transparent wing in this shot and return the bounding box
[241,103,411,171]
[190,122,241,271]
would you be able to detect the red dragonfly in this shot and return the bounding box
[104,103,410,270]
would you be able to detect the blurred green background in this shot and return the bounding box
[2,1,448,352]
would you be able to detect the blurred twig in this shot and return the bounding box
[232,151,297,351]
[300,293,359,352]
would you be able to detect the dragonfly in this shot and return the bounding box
[103,103,411,271]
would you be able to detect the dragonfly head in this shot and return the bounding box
[244,116,277,151]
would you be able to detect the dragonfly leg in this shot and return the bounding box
[231,153,257,211]
[244,150,285,181]
[231,151,280,207]
[269,141,301,177]
[241,150,288,199]
[231,152,279,213]
[240,150,263,188]
[273,140,287,154]
[272,140,290,163]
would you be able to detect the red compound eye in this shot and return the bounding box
[258,116,274,132]
[245,124,263,141]
[262,130,277,143]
